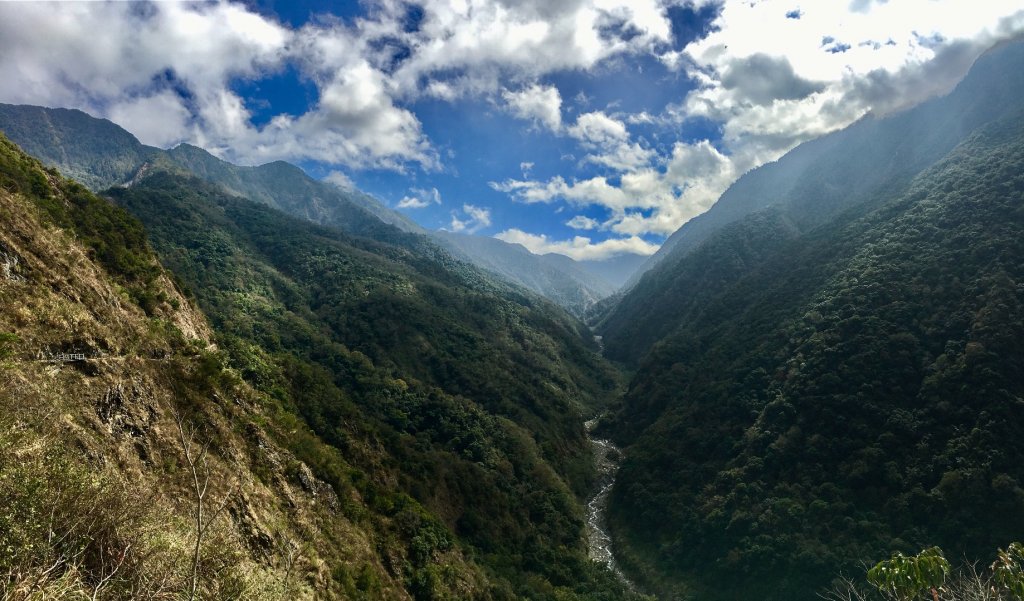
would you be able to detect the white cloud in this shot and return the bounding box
[494,228,658,260]
[0,0,684,172]
[382,0,673,99]
[563,111,656,171]
[323,170,355,189]
[502,84,562,130]
[448,203,492,233]
[491,1,1024,242]
[669,0,1024,162]
[567,111,628,145]
[492,140,736,235]
[107,91,192,148]
[0,1,438,170]
[398,187,443,209]
[2,0,1022,245]
[566,215,600,230]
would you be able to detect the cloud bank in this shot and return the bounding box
[0,0,1021,259]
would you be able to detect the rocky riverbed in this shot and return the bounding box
[585,419,636,590]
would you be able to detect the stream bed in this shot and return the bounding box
[585,419,637,590]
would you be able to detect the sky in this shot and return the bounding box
[1,1,1022,261]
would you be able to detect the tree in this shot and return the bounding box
[174,412,235,601]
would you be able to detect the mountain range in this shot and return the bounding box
[0,102,625,316]
[0,110,640,599]
[2,35,1024,601]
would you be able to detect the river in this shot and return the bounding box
[585,418,637,590]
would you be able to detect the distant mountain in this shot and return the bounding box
[432,231,616,315]
[576,253,648,289]
[0,103,158,190]
[622,39,1024,291]
[597,40,1024,600]
[0,102,624,313]
[601,40,1024,365]
[0,104,421,239]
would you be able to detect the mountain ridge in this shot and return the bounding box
[621,38,1024,292]
[599,39,1024,366]
[0,102,625,313]
[597,39,1024,600]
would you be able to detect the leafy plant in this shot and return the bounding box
[867,547,950,601]
[994,542,1024,600]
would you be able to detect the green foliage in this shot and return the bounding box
[104,171,633,599]
[0,134,165,314]
[603,111,1024,600]
[867,547,949,601]
[994,543,1024,600]
[0,332,17,359]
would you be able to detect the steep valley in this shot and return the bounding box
[0,134,645,599]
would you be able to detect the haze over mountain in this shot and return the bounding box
[599,39,1024,364]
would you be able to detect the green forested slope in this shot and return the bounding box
[105,170,636,599]
[605,113,1024,600]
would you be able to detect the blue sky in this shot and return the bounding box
[1,0,1022,260]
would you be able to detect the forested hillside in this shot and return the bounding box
[603,109,1024,600]
[0,133,444,599]
[0,130,641,599]
[105,168,637,599]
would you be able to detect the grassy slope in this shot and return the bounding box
[0,133,449,600]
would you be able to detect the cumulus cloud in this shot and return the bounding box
[2,0,1023,254]
[488,0,1024,254]
[718,53,825,105]
[107,91,192,148]
[567,111,628,144]
[502,84,562,130]
[566,215,600,230]
[0,0,674,171]
[564,111,656,171]
[448,204,492,233]
[671,0,1024,163]
[323,170,355,189]
[382,0,673,99]
[397,187,443,209]
[492,140,736,235]
[494,229,658,260]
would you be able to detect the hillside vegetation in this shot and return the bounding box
[0,132,642,600]
[0,133,424,599]
[603,110,1024,600]
[105,168,638,599]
